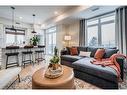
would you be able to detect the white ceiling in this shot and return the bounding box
[0,6,120,26]
[72,6,119,19]
[0,6,76,24]
[57,6,119,25]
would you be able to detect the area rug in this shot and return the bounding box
[6,75,100,89]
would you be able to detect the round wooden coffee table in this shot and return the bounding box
[32,65,75,89]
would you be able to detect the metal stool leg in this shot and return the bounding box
[18,74,20,82]
[6,56,8,69]
[16,55,19,67]
[23,54,26,68]
[35,52,36,63]
[32,53,34,66]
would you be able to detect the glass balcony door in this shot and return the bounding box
[46,27,56,55]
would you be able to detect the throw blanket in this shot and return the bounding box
[90,54,126,81]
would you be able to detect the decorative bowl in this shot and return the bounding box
[44,65,63,79]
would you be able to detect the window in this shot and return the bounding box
[36,29,45,45]
[6,34,15,45]
[101,23,115,47]
[87,19,98,25]
[86,13,115,47]
[46,27,56,55]
[87,26,98,46]
[17,35,25,45]
[5,28,25,45]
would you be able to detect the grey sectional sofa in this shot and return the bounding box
[60,46,125,89]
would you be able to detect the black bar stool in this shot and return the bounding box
[5,46,19,69]
[22,45,34,68]
[35,45,45,63]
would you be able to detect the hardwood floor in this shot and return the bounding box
[8,55,100,89]
[19,55,52,78]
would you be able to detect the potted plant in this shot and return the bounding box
[49,46,60,70]
[30,35,40,46]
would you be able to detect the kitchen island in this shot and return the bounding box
[0,46,45,69]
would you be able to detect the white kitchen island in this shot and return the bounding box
[0,46,45,69]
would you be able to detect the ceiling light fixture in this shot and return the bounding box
[10,6,16,31]
[31,14,37,33]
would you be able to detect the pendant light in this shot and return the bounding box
[31,14,36,33]
[10,6,16,31]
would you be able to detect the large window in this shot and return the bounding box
[46,27,56,55]
[87,25,98,46]
[86,13,115,47]
[101,23,115,47]
[5,28,25,45]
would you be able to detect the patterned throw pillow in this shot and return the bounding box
[70,47,78,55]
[94,49,105,60]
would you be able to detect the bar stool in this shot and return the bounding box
[22,45,34,68]
[35,45,45,63]
[5,46,19,69]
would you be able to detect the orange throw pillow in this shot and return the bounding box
[94,49,105,60]
[70,47,78,55]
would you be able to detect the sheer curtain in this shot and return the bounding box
[116,6,127,55]
[79,19,86,46]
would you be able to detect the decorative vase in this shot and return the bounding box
[33,42,37,46]
[52,63,59,70]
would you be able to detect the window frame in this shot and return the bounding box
[46,26,57,55]
[86,12,116,47]
[5,27,25,45]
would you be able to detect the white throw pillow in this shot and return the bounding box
[79,51,91,57]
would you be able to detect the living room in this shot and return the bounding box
[0,2,127,94]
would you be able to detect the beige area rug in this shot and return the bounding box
[6,75,100,89]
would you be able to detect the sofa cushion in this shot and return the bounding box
[66,47,71,55]
[87,47,98,57]
[77,47,88,54]
[61,55,83,62]
[72,58,118,83]
[79,51,91,57]
[103,49,119,58]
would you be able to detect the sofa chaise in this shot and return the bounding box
[60,46,125,89]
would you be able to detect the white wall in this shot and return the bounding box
[56,24,67,52]
[0,24,4,48]
[68,21,80,46]
[0,17,43,47]
[0,17,31,28]
[56,21,80,52]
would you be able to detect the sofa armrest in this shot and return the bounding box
[60,49,69,55]
[116,57,125,80]
[0,67,21,89]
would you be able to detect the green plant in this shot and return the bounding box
[30,36,40,46]
[50,47,59,64]
[50,56,59,64]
